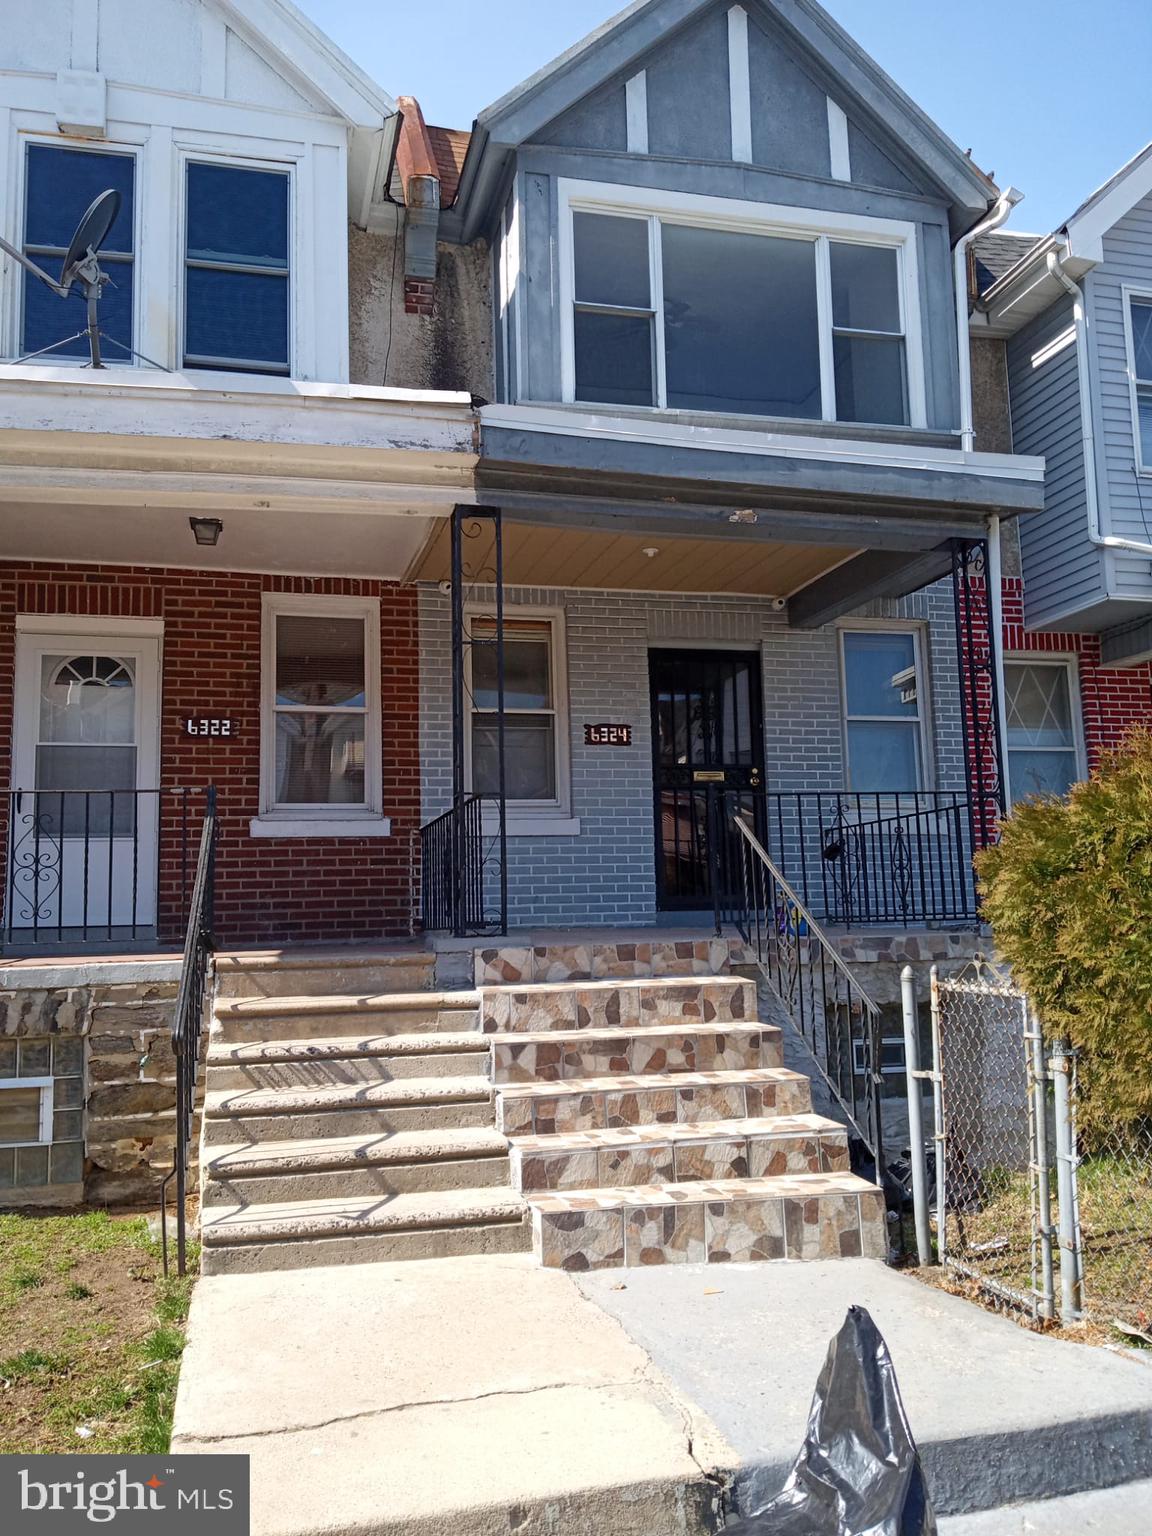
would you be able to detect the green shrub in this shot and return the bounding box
[977,728,1152,1127]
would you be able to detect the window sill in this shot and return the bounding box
[248,816,392,839]
[483,813,582,838]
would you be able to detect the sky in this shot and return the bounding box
[295,0,1152,234]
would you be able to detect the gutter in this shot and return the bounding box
[1046,247,1152,560]
[955,186,1024,452]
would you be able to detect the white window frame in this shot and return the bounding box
[0,1078,54,1147]
[13,133,143,370]
[1003,654,1087,807]
[1121,285,1152,475]
[464,606,577,835]
[838,622,932,793]
[178,149,295,377]
[557,178,927,430]
[253,594,387,838]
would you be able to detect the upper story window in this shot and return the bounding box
[840,628,926,792]
[185,162,290,375]
[564,186,916,427]
[1128,295,1152,469]
[21,144,135,362]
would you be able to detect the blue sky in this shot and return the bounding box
[296,0,1152,233]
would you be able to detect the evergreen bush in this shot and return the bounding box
[976,728,1152,1127]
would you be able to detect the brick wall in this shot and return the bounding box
[1002,577,1152,767]
[0,563,421,946]
[419,582,967,928]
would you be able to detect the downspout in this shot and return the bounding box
[956,186,1024,453]
[1046,247,1152,559]
[985,512,1012,808]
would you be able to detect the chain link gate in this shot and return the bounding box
[931,961,1056,1322]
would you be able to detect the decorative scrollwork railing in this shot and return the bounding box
[420,794,508,937]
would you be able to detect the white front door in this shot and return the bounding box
[9,628,161,934]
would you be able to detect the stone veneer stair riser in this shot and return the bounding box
[497,1068,812,1137]
[476,938,742,986]
[489,1024,782,1084]
[480,976,755,1034]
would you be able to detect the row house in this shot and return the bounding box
[0,0,1046,1243]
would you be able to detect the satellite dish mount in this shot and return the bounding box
[0,188,163,370]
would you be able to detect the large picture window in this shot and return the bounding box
[841,629,926,792]
[568,197,911,426]
[1004,659,1083,805]
[468,615,566,807]
[184,162,290,374]
[21,144,135,361]
[1128,295,1152,468]
[260,597,381,819]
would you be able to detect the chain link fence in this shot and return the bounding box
[929,958,1152,1336]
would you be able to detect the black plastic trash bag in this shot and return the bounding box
[725,1306,936,1536]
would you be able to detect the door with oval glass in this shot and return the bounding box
[9,629,161,936]
[649,648,765,912]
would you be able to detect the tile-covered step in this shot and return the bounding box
[509,1114,851,1192]
[477,938,744,986]
[202,1076,494,1145]
[201,1127,511,1205]
[480,976,755,1034]
[529,1172,886,1270]
[200,1187,531,1275]
[206,1032,488,1091]
[496,1067,811,1136]
[213,991,480,1045]
[489,1023,782,1085]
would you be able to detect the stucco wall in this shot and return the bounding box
[419,583,966,929]
[348,224,494,397]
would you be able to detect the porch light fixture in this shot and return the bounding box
[189,517,224,547]
[643,547,660,559]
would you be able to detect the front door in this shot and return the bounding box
[9,630,161,935]
[649,649,765,911]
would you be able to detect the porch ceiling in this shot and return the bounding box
[411,517,858,598]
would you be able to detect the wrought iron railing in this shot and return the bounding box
[763,791,976,927]
[728,804,886,1180]
[420,794,507,937]
[160,785,218,1278]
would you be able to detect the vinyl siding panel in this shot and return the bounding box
[1090,191,1152,601]
[1007,296,1107,626]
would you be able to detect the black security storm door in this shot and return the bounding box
[649,649,765,911]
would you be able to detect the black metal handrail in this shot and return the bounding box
[160,785,218,1277]
[420,794,507,937]
[763,791,976,927]
[2,787,203,949]
[728,803,886,1182]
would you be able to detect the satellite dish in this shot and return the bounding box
[0,185,127,369]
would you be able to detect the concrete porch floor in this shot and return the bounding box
[172,1255,1152,1536]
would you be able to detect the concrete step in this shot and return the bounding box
[213,991,480,1043]
[529,1171,885,1269]
[480,975,755,1034]
[215,947,437,999]
[201,1127,511,1205]
[476,936,739,986]
[202,1076,495,1145]
[509,1114,851,1192]
[496,1067,812,1136]
[489,1023,781,1085]
[200,1188,530,1275]
[206,1032,488,1090]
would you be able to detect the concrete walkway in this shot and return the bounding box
[173,1256,1152,1536]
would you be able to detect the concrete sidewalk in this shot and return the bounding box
[173,1255,1152,1535]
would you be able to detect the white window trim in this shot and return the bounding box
[557,178,927,431]
[254,593,386,835]
[1121,285,1152,476]
[1003,654,1088,807]
[0,1077,54,1147]
[837,621,933,794]
[177,148,295,377]
[464,604,578,836]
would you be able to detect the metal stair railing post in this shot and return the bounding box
[729,802,886,1185]
[160,785,218,1279]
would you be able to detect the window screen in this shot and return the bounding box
[272,614,368,806]
[471,619,559,801]
[185,162,290,374]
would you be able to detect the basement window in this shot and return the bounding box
[184,161,291,375]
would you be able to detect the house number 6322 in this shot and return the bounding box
[185,718,234,737]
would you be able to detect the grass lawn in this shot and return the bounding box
[0,1208,196,1454]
